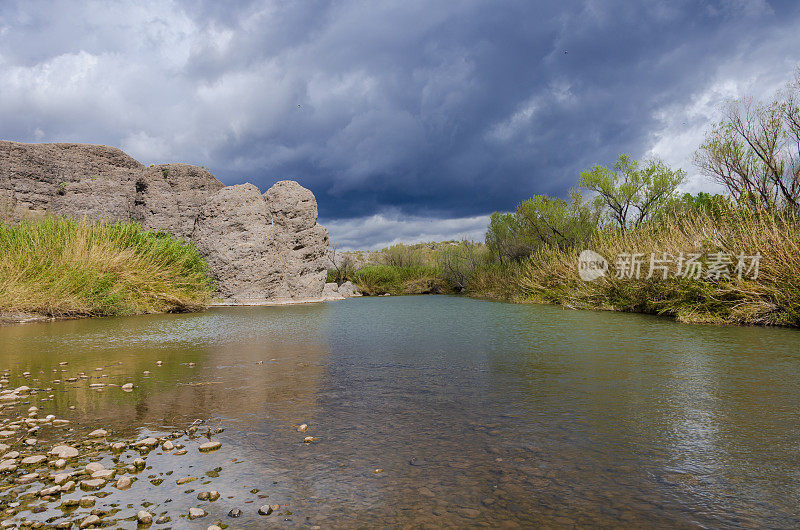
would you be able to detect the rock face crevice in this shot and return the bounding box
[0,141,330,304]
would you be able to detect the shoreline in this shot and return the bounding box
[0,296,346,326]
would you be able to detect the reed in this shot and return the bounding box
[489,207,800,326]
[0,217,214,318]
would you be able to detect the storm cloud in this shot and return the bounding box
[1,0,799,248]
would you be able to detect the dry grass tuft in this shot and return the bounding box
[0,217,214,318]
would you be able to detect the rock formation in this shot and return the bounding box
[0,141,331,304]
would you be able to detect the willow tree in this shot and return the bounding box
[694,70,800,209]
[579,154,686,231]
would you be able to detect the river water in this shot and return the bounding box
[1,296,799,527]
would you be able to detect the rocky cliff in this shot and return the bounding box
[0,141,330,304]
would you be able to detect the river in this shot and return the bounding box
[1,296,799,527]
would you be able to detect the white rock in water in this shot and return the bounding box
[137,510,153,524]
[15,472,39,484]
[80,478,106,490]
[116,476,132,490]
[297,424,308,432]
[38,485,61,496]
[198,441,221,452]
[91,469,115,480]
[188,507,206,519]
[87,429,107,438]
[49,445,79,459]
[80,514,100,528]
[53,473,71,485]
[121,383,133,391]
[21,454,47,465]
[84,462,105,474]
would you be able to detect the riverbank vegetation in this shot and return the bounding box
[337,71,800,327]
[0,217,214,319]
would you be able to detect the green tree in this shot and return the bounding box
[486,212,529,264]
[515,190,601,249]
[579,154,686,230]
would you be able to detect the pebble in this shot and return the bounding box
[258,505,274,516]
[85,462,105,474]
[79,496,96,507]
[162,440,174,450]
[79,515,100,528]
[53,473,71,485]
[208,526,222,530]
[21,455,48,465]
[87,429,107,438]
[176,476,197,485]
[297,424,308,432]
[53,458,67,469]
[208,490,220,501]
[38,485,61,496]
[198,441,221,452]
[49,445,79,459]
[60,480,75,492]
[15,472,39,484]
[135,437,159,448]
[197,491,210,501]
[92,469,115,480]
[80,478,105,490]
[188,507,207,519]
[227,508,242,518]
[154,516,170,524]
[303,436,317,443]
[137,511,153,525]
[121,383,134,391]
[133,458,146,469]
[115,476,132,490]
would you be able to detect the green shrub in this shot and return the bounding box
[352,265,450,296]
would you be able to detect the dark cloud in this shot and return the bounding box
[1,0,799,247]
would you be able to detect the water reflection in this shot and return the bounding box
[1,297,800,527]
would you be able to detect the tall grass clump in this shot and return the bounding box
[510,207,800,326]
[352,265,449,296]
[0,217,214,317]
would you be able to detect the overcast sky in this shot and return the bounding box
[2,1,799,249]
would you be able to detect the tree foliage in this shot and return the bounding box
[695,69,800,209]
[579,154,686,230]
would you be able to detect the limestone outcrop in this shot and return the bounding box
[0,140,331,304]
